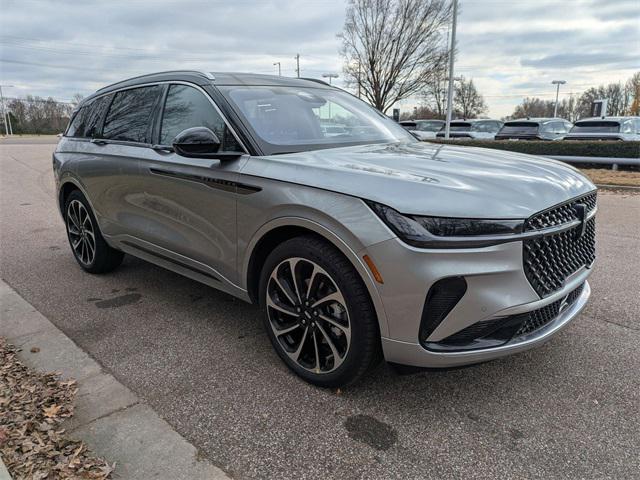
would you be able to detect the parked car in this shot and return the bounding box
[563,116,640,141]
[320,124,349,137]
[399,119,445,140]
[55,71,596,387]
[496,118,573,141]
[435,119,503,140]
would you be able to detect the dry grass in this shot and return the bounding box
[579,168,640,187]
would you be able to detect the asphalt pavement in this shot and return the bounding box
[1,139,639,480]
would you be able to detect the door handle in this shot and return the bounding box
[152,144,174,153]
[90,139,107,145]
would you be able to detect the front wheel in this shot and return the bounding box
[259,235,381,387]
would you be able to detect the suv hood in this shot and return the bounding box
[243,142,594,218]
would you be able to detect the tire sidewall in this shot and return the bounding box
[259,237,377,387]
[64,191,103,272]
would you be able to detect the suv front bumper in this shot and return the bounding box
[363,237,592,368]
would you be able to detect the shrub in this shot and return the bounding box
[427,139,640,159]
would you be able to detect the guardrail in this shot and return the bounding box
[545,156,640,170]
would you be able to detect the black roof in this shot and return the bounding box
[85,70,332,104]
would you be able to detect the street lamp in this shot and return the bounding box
[552,80,566,118]
[444,0,458,139]
[321,73,339,85]
[273,62,281,76]
[321,74,339,119]
[0,85,15,136]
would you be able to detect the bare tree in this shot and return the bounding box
[339,0,452,113]
[420,67,448,119]
[71,93,85,108]
[453,76,487,119]
[626,72,640,115]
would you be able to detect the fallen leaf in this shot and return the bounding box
[43,405,62,418]
[30,346,40,353]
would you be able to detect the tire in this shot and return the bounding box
[64,190,124,274]
[259,235,381,387]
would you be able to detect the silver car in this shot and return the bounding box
[564,116,640,141]
[435,119,503,140]
[54,71,596,387]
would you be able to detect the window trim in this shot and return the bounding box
[70,80,248,154]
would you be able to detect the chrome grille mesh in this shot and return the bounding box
[523,192,596,297]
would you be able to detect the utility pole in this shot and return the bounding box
[444,0,458,140]
[552,80,566,117]
[294,54,300,78]
[0,85,14,136]
[273,62,281,76]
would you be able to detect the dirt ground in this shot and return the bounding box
[579,168,640,187]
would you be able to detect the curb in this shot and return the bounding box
[0,279,231,480]
[0,457,10,480]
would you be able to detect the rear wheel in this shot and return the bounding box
[64,190,124,273]
[259,235,381,387]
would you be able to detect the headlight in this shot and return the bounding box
[366,201,524,248]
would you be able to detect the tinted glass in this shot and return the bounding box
[81,95,112,138]
[570,121,621,133]
[416,121,443,132]
[160,85,242,151]
[448,122,471,132]
[220,86,414,154]
[103,86,162,143]
[66,107,87,137]
[471,121,501,133]
[499,122,539,134]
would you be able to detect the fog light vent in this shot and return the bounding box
[419,277,467,345]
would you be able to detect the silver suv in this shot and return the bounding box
[54,71,596,387]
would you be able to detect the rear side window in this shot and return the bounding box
[66,107,87,137]
[159,84,242,151]
[103,86,162,143]
[82,95,112,138]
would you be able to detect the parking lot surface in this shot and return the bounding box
[1,139,639,479]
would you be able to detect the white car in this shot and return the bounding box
[399,119,445,140]
[563,116,640,141]
[435,119,503,140]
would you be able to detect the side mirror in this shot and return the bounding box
[172,127,221,157]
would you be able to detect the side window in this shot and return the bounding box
[66,107,87,137]
[540,122,553,133]
[103,86,162,143]
[82,95,112,138]
[160,84,242,151]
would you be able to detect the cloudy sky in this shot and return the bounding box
[1,0,638,118]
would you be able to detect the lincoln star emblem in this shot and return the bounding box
[574,203,587,239]
[558,294,571,314]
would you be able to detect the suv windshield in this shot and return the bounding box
[219,86,415,154]
[570,121,620,133]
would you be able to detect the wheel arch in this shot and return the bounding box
[243,217,389,338]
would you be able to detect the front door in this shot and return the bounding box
[133,83,247,285]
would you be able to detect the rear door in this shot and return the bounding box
[75,85,164,239]
[133,83,248,285]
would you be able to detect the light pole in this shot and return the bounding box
[444,0,458,140]
[294,54,300,78]
[273,62,281,76]
[322,74,339,119]
[552,80,566,118]
[321,73,338,85]
[0,85,14,136]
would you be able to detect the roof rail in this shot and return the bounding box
[95,70,212,93]
[300,77,332,87]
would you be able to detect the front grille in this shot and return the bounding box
[513,282,585,337]
[523,192,596,297]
